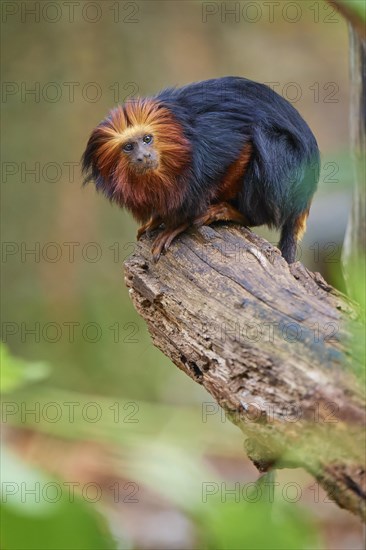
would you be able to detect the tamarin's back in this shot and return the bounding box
[156,77,320,225]
[158,76,306,127]
[82,76,320,263]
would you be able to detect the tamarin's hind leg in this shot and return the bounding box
[279,210,309,264]
[137,214,163,240]
[193,202,249,228]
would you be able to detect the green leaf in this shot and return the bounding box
[1,500,118,550]
[1,448,118,550]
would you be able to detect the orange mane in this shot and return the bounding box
[88,99,192,222]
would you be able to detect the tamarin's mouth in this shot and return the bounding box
[132,160,159,173]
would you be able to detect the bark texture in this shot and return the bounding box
[124,225,365,521]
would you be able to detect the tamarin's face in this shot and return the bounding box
[121,130,159,173]
[82,101,191,197]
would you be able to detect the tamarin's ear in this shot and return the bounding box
[82,120,127,196]
[81,126,104,187]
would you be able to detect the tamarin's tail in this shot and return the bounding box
[246,121,319,264]
[279,209,309,264]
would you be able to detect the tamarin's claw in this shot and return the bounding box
[137,216,163,240]
[150,222,190,263]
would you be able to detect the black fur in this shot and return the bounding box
[83,77,320,263]
[156,77,320,262]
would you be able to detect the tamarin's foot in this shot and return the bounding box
[137,215,163,240]
[151,222,190,262]
[193,202,248,227]
[150,203,248,262]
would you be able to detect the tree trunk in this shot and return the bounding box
[124,226,365,521]
[342,26,366,285]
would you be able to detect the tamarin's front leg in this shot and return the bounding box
[150,203,249,262]
[151,221,190,262]
[193,202,249,228]
[137,214,163,240]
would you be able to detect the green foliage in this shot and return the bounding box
[1,344,50,394]
[202,476,319,549]
[336,0,366,22]
[1,346,321,550]
[347,256,366,385]
[108,439,321,548]
[1,499,117,550]
[1,448,118,550]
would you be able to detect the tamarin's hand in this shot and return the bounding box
[82,77,320,263]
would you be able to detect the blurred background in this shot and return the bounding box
[1,1,364,548]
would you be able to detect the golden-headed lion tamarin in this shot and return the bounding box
[82,77,320,263]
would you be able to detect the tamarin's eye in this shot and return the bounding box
[143,134,153,144]
[123,143,134,152]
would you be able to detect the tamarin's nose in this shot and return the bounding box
[137,152,151,162]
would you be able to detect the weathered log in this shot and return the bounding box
[124,225,365,521]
